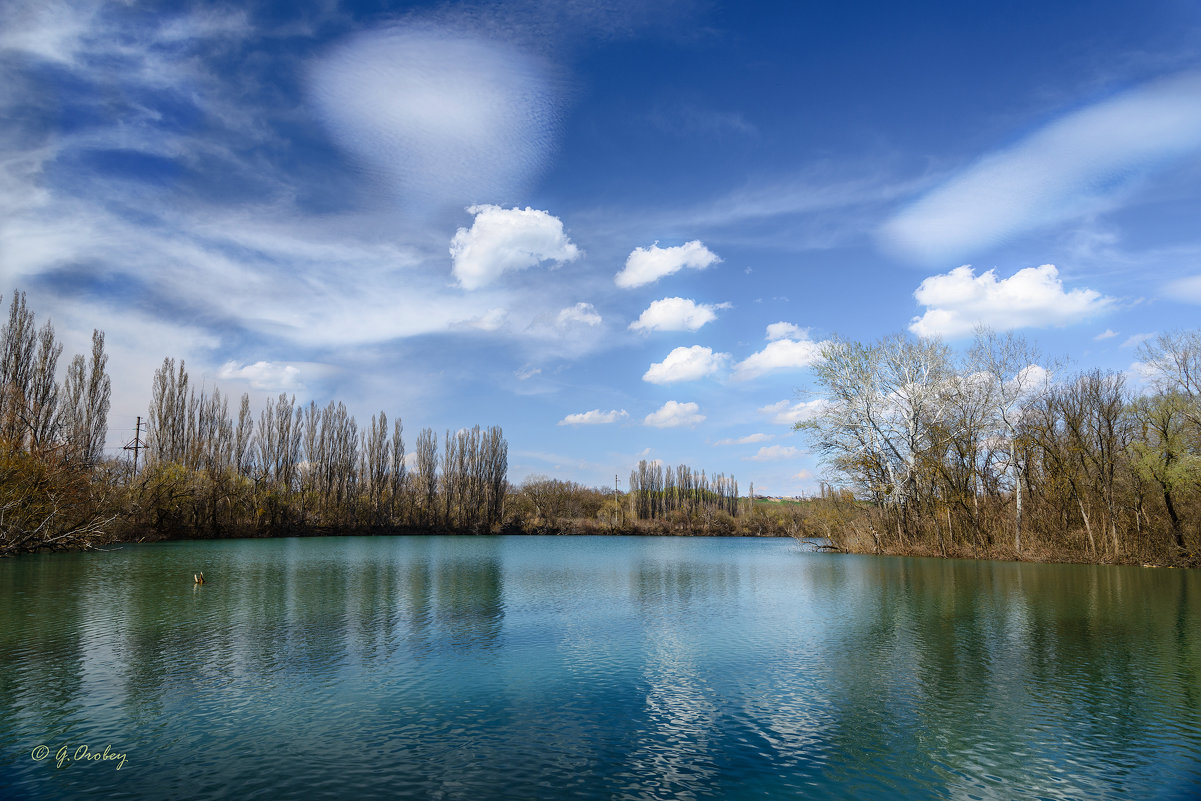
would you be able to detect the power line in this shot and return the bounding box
[122,416,146,475]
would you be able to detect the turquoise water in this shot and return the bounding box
[1,535,1199,800]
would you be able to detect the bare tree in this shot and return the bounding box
[0,292,37,446]
[147,357,190,465]
[800,333,953,541]
[234,393,254,475]
[364,411,390,518]
[968,329,1050,552]
[390,417,406,524]
[415,427,437,526]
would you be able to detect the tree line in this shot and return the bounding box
[799,329,1201,565]
[0,287,784,555]
[0,291,515,554]
[627,460,742,522]
[136,356,509,538]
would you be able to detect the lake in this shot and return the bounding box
[1,535,1199,799]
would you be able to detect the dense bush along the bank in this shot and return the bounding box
[798,330,1201,566]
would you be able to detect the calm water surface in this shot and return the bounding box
[1,536,1198,800]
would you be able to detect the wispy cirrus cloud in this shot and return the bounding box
[0,3,610,435]
[881,69,1201,265]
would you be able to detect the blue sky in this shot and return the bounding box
[3,0,1201,495]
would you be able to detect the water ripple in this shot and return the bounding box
[1,538,1199,800]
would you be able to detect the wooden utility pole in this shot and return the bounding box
[123,415,145,476]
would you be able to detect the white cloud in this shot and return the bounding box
[765,322,806,341]
[449,205,580,290]
[558,409,628,425]
[643,401,705,428]
[1126,360,1158,388]
[1121,332,1155,349]
[557,302,602,327]
[909,264,1112,339]
[465,308,508,332]
[0,0,96,65]
[714,433,773,445]
[881,69,1201,264]
[615,240,721,288]
[1094,329,1119,341]
[793,469,814,481]
[309,25,560,209]
[760,399,828,426]
[629,297,728,332]
[1165,275,1201,303]
[515,366,541,380]
[642,345,729,384]
[733,332,825,380]
[217,360,304,392]
[746,445,800,462]
[1013,364,1051,392]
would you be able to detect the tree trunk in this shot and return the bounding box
[1075,493,1096,555]
[1014,459,1023,553]
[1161,483,1185,551]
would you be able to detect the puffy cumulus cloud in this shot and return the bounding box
[643,400,705,428]
[450,205,580,290]
[642,345,729,384]
[558,408,628,425]
[557,302,602,327]
[880,69,1201,265]
[714,433,773,445]
[1014,364,1051,391]
[615,240,720,288]
[793,469,814,481]
[309,25,560,209]
[760,399,828,426]
[629,297,729,333]
[908,265,1112,339]
[218,360,304,392]
[765,322,806,341]
[746,445,800,461]
[732,331,825,380]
